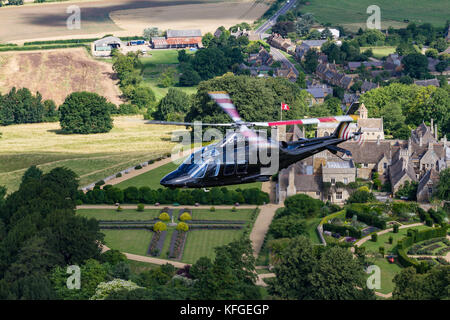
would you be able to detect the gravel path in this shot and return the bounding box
[250,203,282,257]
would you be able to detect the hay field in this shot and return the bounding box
[0,48,122,105]
[110,0,270,35]
[0,0,269,43]
[0,116,183,192]
[303,0,450,31]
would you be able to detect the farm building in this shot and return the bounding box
[92,36,123,56]
[151,29,202,49]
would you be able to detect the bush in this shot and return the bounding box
[379,246,385,255]
[232,206,237,212]
[176,222,189,232]
[389,236,393,244]
[116,173,122,178]
[371,234,378,242]
[95,180,105,186]
[117,206,123,212]
[153,221,167,232]
[323,223,361,238]
[393,224,399,233]
[137,203,145,212]
[210,207,215,212]
[159,212,170,221]
[135,165,143,170]
[179,212,192,221]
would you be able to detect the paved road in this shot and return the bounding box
[270,46,299,76]
[255,0,298,34]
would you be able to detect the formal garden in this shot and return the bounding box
[77,206,260,264]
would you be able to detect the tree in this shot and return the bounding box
[347,189,376,203]
[321,28,333,40]
[0,87,46,125]
[435,60,449,74]
[282,194,323,218]
[435,168,450,201]
[380,103,406,138]
[21,165,42,185]
[295,71,306,88]
[295,13,315,36]
[269,215,307,239]
[59,92,114,134]
[158,67,177,88]
[303,49,319,74]
[402,53,429,79]
[143,27,159,40]
[130,85,155,109]
[179,67,201,86]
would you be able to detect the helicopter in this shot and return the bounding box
[149,92,363,189]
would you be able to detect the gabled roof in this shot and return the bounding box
[167,29,202,38]
[417,169,440,194]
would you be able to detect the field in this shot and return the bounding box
[140,50,198,100]
[114,161,262,190]
[366,257,403,294]
[0,47,122,105]
[302,0,450,31]
[77,208,160,220]
[103,229,152,256]
[0,116,181,192]
[0,0,269,43]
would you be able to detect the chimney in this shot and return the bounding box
[419,136,423,147]
[277,125,286,142]
[377,135,380,145]
[430,119,434,133]
[287,166,296,197]
[435,124,438,140]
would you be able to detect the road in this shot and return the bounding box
[254,0,300,76]
[255,0,298,34]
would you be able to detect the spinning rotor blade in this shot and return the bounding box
[249,115,359,127]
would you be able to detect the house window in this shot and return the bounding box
[331,178,336,185]
[336,192,343,200]
[383,163,387,169]
[428,187,433,194]
[344,178,348,184]
[316,191,321,196]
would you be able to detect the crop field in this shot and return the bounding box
[0,0,269,43]
[0,48,122,105]
[0,116,181,193]
[302,0,449,31]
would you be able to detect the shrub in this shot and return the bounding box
[95,180,105,186]
[137,203,145,212]
[371,234,378,242]
[116,206,123,212]
[153,222,167,232]
[393,224,399,233]
[379,246,385,255]
[210,206,215,212]
[179,212,192,221]
[116,173,122,178]
[135,165,143,170]
[159,212,170,221]
[232,206,237,212]
[389,236,393,244]
[425,218,433,227]
[176,222,189,232]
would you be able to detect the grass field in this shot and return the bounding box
[361,225,430,254]
[103,229,152,256]
[302,0,449,31]
[114,161,262,190]
[0,116,180,193]
[182,229,246,264]
[360,46,396,59]
[192,209,255,220]
[77,208,160,220]
[127,259,161,273]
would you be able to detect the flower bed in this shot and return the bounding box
[168,230,187,260]
[147,230,167,257]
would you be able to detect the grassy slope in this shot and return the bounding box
[0,116,179,192]
[114,161,262,190]
[303,0,449,30]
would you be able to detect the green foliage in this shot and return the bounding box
[143,27,159,40]
[435,168,450,200]
[176,222,189,232]
[269,215,307,239]
[136,203,145,212]
[0,87,57,126]
[59,92,114,134]
[395,181,418,200]
[303,49,319,74]
[152,88,191,121]
[91,279,141,300]
[153,221,167,232]
[393,224,399,233]
[179,212,192,221]
[283,194,323,218]
[347,189,376,204]
[100,249,127,265]
[371,234,378,242]
[159,212,170,221]
[402,53,430,79]
[268,236,375,300]
[158,67,177,88]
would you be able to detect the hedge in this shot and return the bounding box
[323,223,362,238]
[346,207,386,229]
[79,186,269,205]
[0,44,88,52]
[397,225,448,271]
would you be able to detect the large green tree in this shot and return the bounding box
[59,92,114,134]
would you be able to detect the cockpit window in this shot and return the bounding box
[190,162,208,178]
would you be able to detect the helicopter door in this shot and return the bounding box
[236,163,248,174]
[224,163,235,176]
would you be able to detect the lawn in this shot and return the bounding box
[361,225,430,254]
[366,257,403,295]
[127,260,161,273]
[191,209,255,221]
[304,217,322,244]
[77,208,159,221]
[0,116,179,193]
[140,49,197,100]
[360,46,396,59]
[102,229,152,256]
[114,161,262,191]
[182,229,246,264]
[301,0,449,30]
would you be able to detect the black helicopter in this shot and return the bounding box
[150,92,362,189]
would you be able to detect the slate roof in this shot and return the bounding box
[341,141,391,164]
[417,169,439,194]
[167,29,202,38]
[414,79,440,87]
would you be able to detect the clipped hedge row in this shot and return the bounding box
[0,43,88,52]
[188,220,246,224]
[323,223,362,239]
[99,225,153,230]
[397,225,448,270]
[346,207,386,229]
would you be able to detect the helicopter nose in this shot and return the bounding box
[160,171,187,188]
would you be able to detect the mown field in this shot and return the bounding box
[0,116,180,193]
[360,46,396,59]
[302,0,450,31]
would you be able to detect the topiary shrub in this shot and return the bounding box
[116,172,122,178]
[176,222,189,232]
[116,206,123,212]
[95,180,105,186]
[210,206,215,212]
[179,212,192,221]
[425,218,433,227]
[137,203,145,212]
[379,246,385,255]
[393,224,399,233]
[389,236,393,244]
[159,212,170,221]
[153,221,167,232]
[371,233,378,242]
[135,165,142,170]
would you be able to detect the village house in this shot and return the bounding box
[151,29,202,49]
[247,48,273,66]
[268,34,296,54]
[316,62,355,90]
[414,78,440,87]
[383,53,403,75]
[416,168,440,202]
[347,61,384,72]
[92,36,123,56]
[306,83,333,104]
[274,66,297,82]
[295,40,327,61]
[361,81,379,93]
